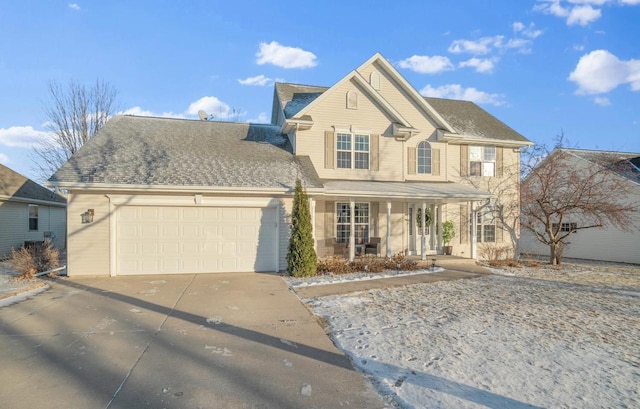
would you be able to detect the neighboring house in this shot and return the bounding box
[520,148,640,264]
[0,164,66,257]
[48,53,532,276]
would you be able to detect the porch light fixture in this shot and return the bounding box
[81,209,94,224]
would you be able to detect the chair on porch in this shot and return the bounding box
[333,241,349,258]
[365,237,381,256]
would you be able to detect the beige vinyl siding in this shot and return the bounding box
[67,192,111,276]
[358,61,441,131]
[296,69,440,181]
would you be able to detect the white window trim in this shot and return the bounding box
[336,202,370,244]
[334,129,371,170]
[469,145,496,177]
[417,141,432,174]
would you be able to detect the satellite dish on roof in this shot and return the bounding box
[198,110,208,121]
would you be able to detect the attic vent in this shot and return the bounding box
[346,90,358,110]
[370,71,380,90]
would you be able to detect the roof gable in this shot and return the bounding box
[0,164,66,204]
[290,68,413,128]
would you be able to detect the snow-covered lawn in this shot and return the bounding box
[304,262,640,408]
[284,267,444,288]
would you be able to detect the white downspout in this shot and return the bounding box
[386,200,392,257]
[106,195,117,277]
[349,199,355,262]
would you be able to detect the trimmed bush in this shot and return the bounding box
[286,180,317,277]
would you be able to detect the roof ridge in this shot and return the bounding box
[275,81,329,89]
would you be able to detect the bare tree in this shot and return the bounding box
[520,141,637,265]
[32,79,118,181]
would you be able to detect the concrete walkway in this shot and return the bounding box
[294,263,491,298]
[0,273,386,409]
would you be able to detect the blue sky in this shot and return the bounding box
[1,0,639,182]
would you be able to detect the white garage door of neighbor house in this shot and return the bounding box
[117,206,277,275]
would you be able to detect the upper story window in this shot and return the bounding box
[469,146,496,176]
[28,204,38,231]
[337,133,369,169]
[417,141,432,174]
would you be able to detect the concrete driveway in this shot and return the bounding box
[0,273,386,409]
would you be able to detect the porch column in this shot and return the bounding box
[421,201,427,260]
[386,200,392,257]
[430,204,436,251]
[349,199,355,262]
[309,197,316,249]
[470,201,477,259]
[436,204,443,250]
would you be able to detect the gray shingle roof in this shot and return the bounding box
[272,83,530,144]
[563,148,640,184]
[49,116,322,190]
[323,180,492,201]
[424,97,530,143]
[273,83,329,122]
[0,164,66,204]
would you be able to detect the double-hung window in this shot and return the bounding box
[475,206,496,243]
[28,204,38,231]
[469,146,496,176]
[336,132,369,170]
[336,202,370,244]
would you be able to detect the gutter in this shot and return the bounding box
[46,183,324,195]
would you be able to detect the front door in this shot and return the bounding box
[408,203,431,256]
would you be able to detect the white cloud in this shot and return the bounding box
[568,49,640,94]
[68,3,80,10]
[513,22,544,39]
[0,126,53,148]
[0,152,8,164]
[187,96,231,118]
[574,44,586,51]
[238,74,273,86]
[534,0,639,25]
[448,36,505,55]
[567,4,602,25]
[420,84,507,106]
[459,57,497,73]
[593,96,611,105]
[397,55,454,74]
[256,41,317,69]
[247,112,269,123]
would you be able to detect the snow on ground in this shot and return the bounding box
[305,261,640,408]
[0,260,44,300]
[284,267,444,288]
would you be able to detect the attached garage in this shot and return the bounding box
[116,205,278,275]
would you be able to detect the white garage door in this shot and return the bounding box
[117,206,277,275]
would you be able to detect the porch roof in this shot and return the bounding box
[320,180,492,202]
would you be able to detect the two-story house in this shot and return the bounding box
[49,53,531,276]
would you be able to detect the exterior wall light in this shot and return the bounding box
[81,209,94,224]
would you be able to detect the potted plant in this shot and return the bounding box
[442,220,455,255]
